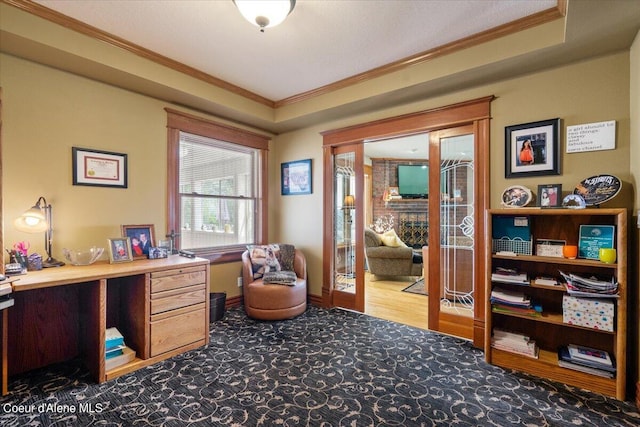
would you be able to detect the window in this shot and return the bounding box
[167,109,269,262]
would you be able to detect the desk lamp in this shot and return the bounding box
[14,196,65,268]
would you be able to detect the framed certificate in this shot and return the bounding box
[578,225,615,259]
[72,147,128,188]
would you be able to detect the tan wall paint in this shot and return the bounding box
[273,52,633,299]
[1,50,634,310]
[0,53,247,299]
[629,29,640,392]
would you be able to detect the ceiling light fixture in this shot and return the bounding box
[233,0,296,32]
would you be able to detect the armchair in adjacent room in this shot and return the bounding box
[241,244,307,320]
[364,228,423,278]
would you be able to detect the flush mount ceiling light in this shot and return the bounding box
[233,0,296,32]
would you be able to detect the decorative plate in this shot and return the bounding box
[501,185,533,208]
[562,194,586,209]
[573,174,621,206]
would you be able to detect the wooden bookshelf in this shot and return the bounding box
[485,208,627,400]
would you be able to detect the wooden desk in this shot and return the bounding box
[3,256,210,395]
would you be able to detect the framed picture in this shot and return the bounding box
[500,185,533,208]
[72,147,128,188]
[281,159,312,195]
[121,224,155,258]
[537,184,562,208]
[505,118,560,178]
[107,237,133,263]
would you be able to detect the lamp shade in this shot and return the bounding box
[343,195,355,209]
[14,205,47,233]
[234,0,296,31]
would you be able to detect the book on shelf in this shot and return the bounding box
[557,359,614,378]
[490,287,531,307]
[567,344,613,367]
[558,346,616,376]
[105,346,136,371]
[106,344,125,359]
[0,282,12,297]
[533,276,559,287]
[491,267,528,285]
[492,303,542,317]
[106,327,125,350]
[491,328,538,359]
[0,296,14,311]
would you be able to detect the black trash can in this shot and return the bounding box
[210,292,226,322]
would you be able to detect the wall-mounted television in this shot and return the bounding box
[397,164,428,199]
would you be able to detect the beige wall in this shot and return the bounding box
[630,29,640,391]
[1,50,635,305]
[274,52,633,298]
[0,53,248,299]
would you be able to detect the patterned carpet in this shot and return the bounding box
[1,306,639,426]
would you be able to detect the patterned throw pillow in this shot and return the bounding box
[246,244,296,279]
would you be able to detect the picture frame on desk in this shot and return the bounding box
[505,118,560,178]
[121,224,155,258]
[108,237,133,263]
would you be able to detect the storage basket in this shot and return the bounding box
[492,236,532,255]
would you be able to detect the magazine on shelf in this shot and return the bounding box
[491,328,538,358]
[558,346,616,373]
[491,267,528,285]
[567,344,613,367]
[559,271,618,298]
[558,360,614,378]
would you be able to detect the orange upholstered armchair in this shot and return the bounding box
[241,246,307,320]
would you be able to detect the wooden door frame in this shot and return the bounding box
[321,96,492,347]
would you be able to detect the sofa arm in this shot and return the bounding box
[366,246,413,260]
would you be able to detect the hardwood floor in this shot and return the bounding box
[364,274,429,330]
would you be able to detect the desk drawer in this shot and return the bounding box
[150,283,206,315]
[150,303,206,357]
[150,267,206,293]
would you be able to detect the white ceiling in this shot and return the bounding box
[34,0,557,102]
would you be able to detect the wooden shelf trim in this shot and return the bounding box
[491,309,615,334]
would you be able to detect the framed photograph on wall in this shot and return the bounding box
[505,118,560,178]
[281,159,312,195]
[72,147,128,188]
[537,184,562,208]
[121,224,155,258]
[107,237,133,263]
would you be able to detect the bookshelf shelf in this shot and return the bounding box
[486,208,627,400]
[492,253,618,269]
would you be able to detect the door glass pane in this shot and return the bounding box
[334,152,356,292]
[440,134,474,314]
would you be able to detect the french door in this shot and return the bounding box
[322,97,491,347]
[327,143,364,312]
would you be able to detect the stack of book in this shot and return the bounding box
[105,327,136,371]
[491,328,538,359]
[558,344,616,378]
[0,281,14,311]
[490,287,542,317]
[491,267,528,285]
[559,271,618,298]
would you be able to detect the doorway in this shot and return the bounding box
[321,97,492,347]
